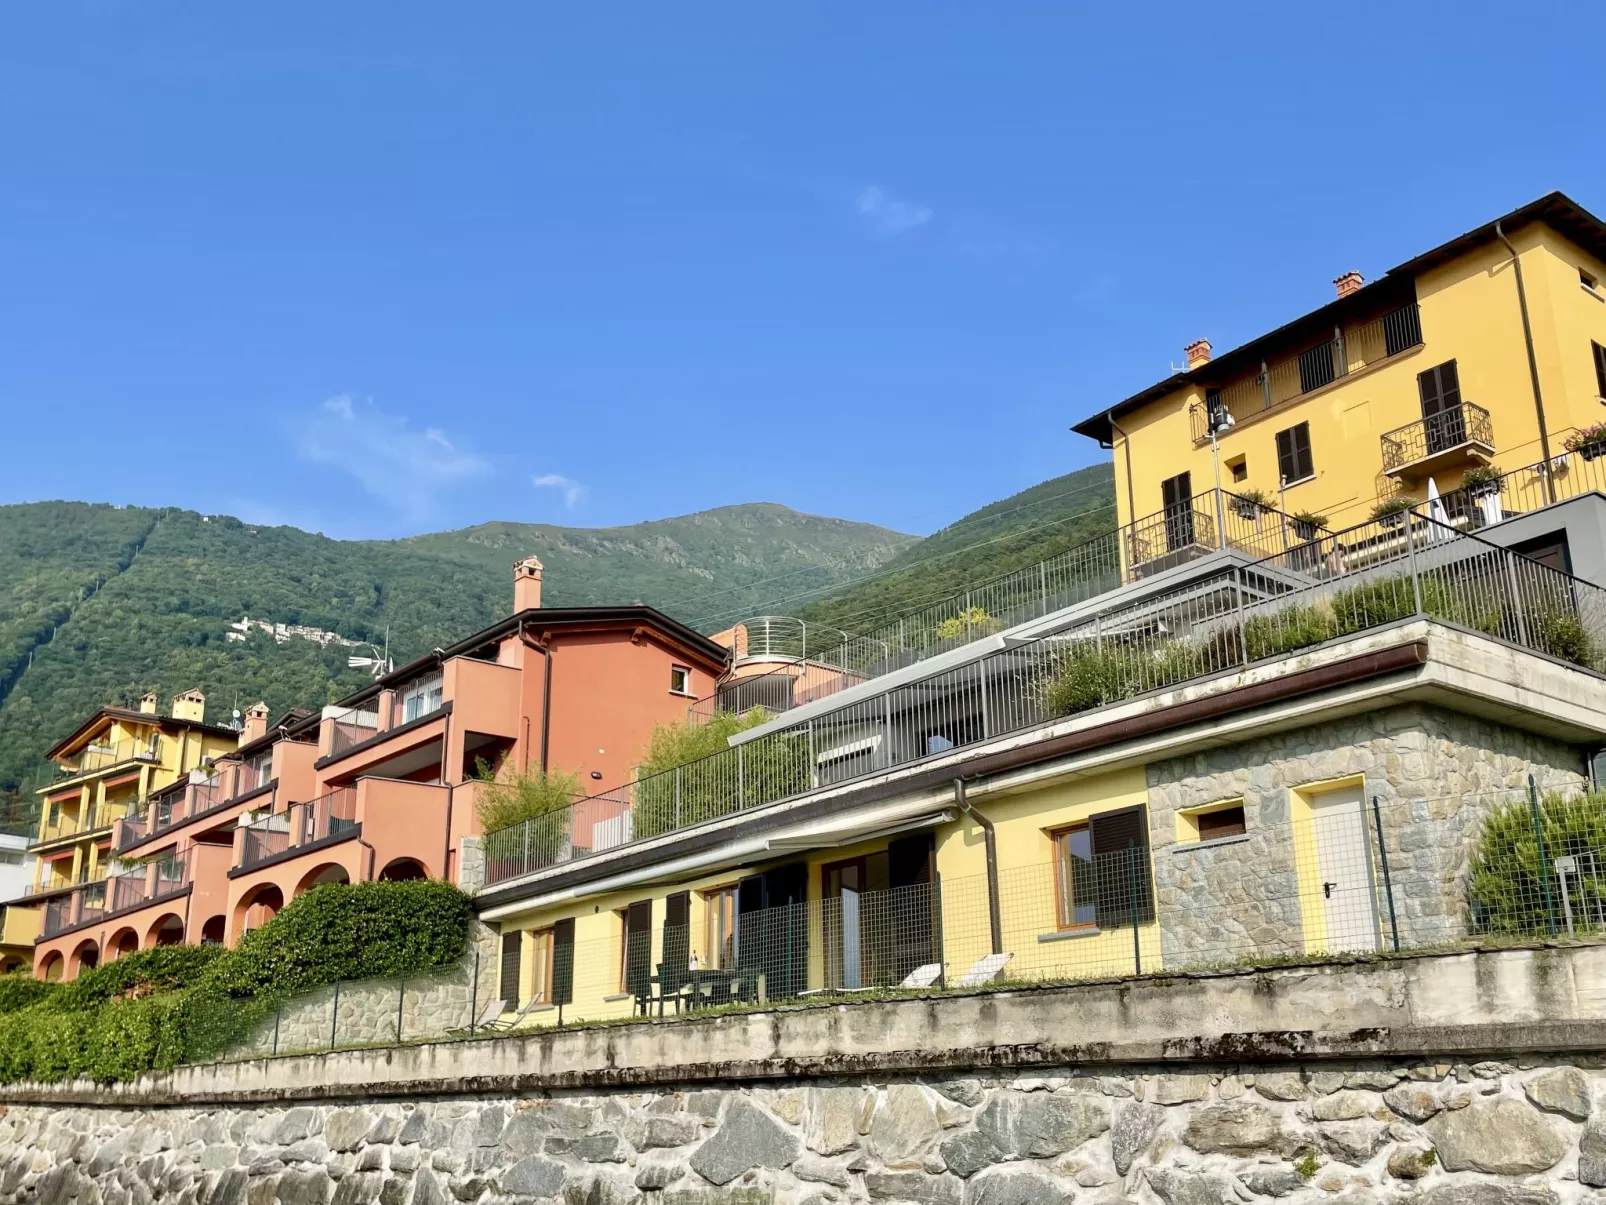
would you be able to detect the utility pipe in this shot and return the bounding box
[1496,221,1557,504]
[953,777,1002,956]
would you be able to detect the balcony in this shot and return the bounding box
[1189,301,1423,443]
[1380,401,1495,483]
[237,788,357,871]
[328,703,382,758]
[39,854,192,938]
[54,738,162,782]
[34,797,133,848]
[114,756,274,853]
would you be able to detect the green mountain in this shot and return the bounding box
[0,501,915,801]
[794,463,1118,636]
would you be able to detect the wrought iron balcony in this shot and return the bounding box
[1380,401,1495,481]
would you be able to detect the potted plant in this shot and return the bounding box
[1369,496,1413,529]
[1229,488,1272,520]
[1290,510,1328,542]
[1461,464,1502,500]
[1565,423,1606,462]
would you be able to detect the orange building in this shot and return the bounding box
[32,557,728,978]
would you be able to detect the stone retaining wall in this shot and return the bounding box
[5,1057,1606,1205]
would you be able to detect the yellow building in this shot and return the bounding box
[23,690,241,975]
[1072,191,1606,540]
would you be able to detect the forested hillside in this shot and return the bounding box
[0,502,913,802]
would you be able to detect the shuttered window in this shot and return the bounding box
[1594,342,1606,399]
[1275,422,1314,485]
[1087,805,1155,928]
[662,892,691,992]
[551,918,575,1005]
[499,930,522,1007]
[620,899,654,998]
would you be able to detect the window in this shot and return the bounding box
[704,886,738,969]
[1297,341,1338,395]
[499,930,522,1008]
[1275,422,1314,486]
[1051,824,1098,930]
[1196,805,1247,841]
[669,665,693,696]
[618,899,653,996]
[1228,457,1249,483]
[527,928,554,1005]
[1584,269,1601,294]
[550,918,575,1006]
[1594,342,1606,400]
[1161,471,1196,552]
[399,673,444,723]
[1418,360,1467,454]
[0,852,22,867]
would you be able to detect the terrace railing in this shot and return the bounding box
[693,487,1304,724]
[237,789,358,871]
[487,509,1606,886]
[1187,301,1422,443]
[238,811,291,869]
[329,703,382,757]
[1380,401,1495,475]
[391,673,445,727]
[56,738,162,780]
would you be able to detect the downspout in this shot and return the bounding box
[1496,221,1557,504]
[357,836,377,882]
[1106,410,1139,532]
[540,643,553,774]
[953,778,1001,956]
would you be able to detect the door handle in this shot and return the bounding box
[1322,881,1337,899]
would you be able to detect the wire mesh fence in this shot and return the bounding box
[486,508,1606,886]
[193,784,1606,1062]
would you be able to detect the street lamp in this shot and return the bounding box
[1208,406,1235,544]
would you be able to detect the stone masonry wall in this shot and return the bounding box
[1145,702,1588,967]
[7,1057,1606,1205]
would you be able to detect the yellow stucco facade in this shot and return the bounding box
[1084,197,1606,534]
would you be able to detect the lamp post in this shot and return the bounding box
[1208,407,1234,547]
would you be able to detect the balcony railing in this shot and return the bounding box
[487,508,1606,885]
[1380,401,1495,477]
[390,673,445,728]
[116,753,278,852]
[237,788,358,871]
[55,738,162,780]
[42,854,192,937]
[1188,301,1423,442]
[328,703,382,757]
[692,487,1301,724]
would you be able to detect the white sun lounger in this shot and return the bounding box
[953,952,1012,987]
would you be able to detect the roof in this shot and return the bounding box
[329,605,732,709]
[229,706,319,760]
[43,706,242,762]
[1071,191,1606,446]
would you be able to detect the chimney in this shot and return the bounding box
[1334,271,1363,298]
[171,689,206,723]
[240,702,270,745]
[513,556,544,612]
[1185,339,1212,370]
[138,693,159,715]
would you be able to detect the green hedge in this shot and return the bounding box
[0,879,472,1084]
[1469,792,1606,935]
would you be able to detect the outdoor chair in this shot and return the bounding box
[953,952,1012,987]
[449,999,508,1036]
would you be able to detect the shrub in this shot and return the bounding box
[206,880,473,1000]
[1564,423,1606,454]
[1461,464,1503,496]
[0,973,57,1015]
[1243,603,1335,660]
[636,709,771,781]
[53,945,223,1012]
[1469,792,1606,935]
[475,762,582,834]
[1369,497,1413,524]
[935,606,998,641]
[1532,610,1601,670]
[1040,645,1137,717]
[633,720,810,839]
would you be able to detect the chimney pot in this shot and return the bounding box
[513,556,544,612]
[1334,271,1363,298]
[171,689,206,724]
[240,702,270,745]
[1184,339,1212,370]
[138,693,159,715]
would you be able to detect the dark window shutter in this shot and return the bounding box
[1594,342,1606,399]
[1276,423,1312,484]
[499,930,522,1007]
[624,900,654,998]
[662,891,691,991]
[1088,806,1155,928]
[1418,360,1461,415]
[551,918,575,1005]
[1293,422,1313,479]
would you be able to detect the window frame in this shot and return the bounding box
[669,665,694,697]
[528,926,555,1006]
[1594,341,1606,401]
[1049,822,1099,932]
[1274,421,1315,487]
[703,884,738,970]
[1583,268,1601,296]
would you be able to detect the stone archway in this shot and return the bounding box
[68,939,99,980]
[107,928,139,961]
[147,914,185,947]
[294,863,350,897]
[379,857,428,882]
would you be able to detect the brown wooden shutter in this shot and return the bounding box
[551,917,575,1005]
[662,892,691,991]
[1088,805,1155,928]
[1594,342,1606,400]
[624,900,654,998]
[499,930,522,1007]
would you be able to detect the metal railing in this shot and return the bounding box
[1188,301,1422,442]
[391,673,444,727]
[238,811,292,869]
[488,510,1606,885]
[1381,401,1495,473]
[328,703,382,757]
[1415,445,1606,533]
[237,788,358,871]
[55,738,162,779]
[692,487,1304,725]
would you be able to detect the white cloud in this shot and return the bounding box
[532,473,586,508]
[856,186,932,236]
[298,395,488,520]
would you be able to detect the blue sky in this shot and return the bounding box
[2,4,1601,541]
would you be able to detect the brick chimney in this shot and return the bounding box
[1185,339,1212,370]
[1334,271,1363,298]
[513,556,544,612]
[138,692,159,715]
[171,689,206,723]
[240,702,270,745]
